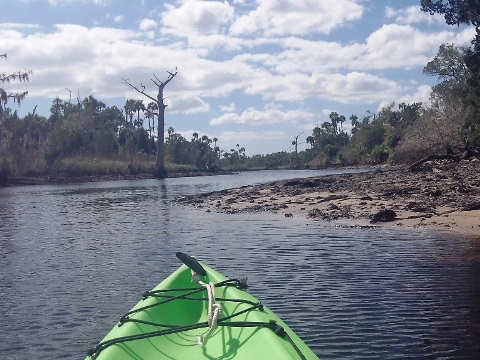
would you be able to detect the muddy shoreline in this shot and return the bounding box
[176,158,480,237]
[1,170,234,187]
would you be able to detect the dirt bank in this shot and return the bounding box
[2,170,234,187]
[176,158,480,237]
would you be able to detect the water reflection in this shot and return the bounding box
[0,194,15,289]
[0,171,479,359]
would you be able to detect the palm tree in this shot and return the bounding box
[350,114,359,128]
[329,111,339,135]
[306,135,314,148]
[167,126,174,140]
[146,102,158,138]
[339,115,346,132]
[132,100,145,129]
[124,99,136,126]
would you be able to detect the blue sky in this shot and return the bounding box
[1,0,475,155]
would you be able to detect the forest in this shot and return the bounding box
[1,3,479,184]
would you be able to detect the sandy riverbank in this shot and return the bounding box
[176,158,480,237]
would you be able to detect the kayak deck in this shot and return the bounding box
[86,261,319,360]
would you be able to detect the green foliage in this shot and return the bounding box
[420,0,480,27]
[1,54,31,115]
[463,91,480,149]
[303,103,425,166]
[338,146,363,165]
[421,3,480,153]
[45,112,87,166]
[165,163,198,173]
[304,113,351,166]
[462,46,480,151]
[370,145,389,164]
[53,157,128,176]
[164,129,219,170]
[240,152,296,169]
[1,54,33,181]
[423,43,467,93]
[51,156,156,177]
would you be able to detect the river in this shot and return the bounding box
[0,169,479,359]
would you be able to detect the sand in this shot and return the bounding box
[176,158,480,238]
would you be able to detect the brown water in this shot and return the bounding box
[0,170,479,359]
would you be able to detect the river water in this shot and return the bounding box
[0,169,479,359]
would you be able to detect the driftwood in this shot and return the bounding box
[408,154,461,171]
[408,149,478,171]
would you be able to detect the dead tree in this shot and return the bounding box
[292,132,302,166]
[122,68,177,179]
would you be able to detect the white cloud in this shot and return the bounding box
[392,84,432,107]
[161,0,235,37]
[139,19,157,31]
[355,24,475,70]
[2,18,467,120]
[219,102,236,112]
[48,0,111,5]
[385,5,445,25]
[210,104,315,125]
[114,15,124,23]
[234,22,475,80]
[170,96,210,114]
[240,37,362,74]
[2,24,190,99]
[0,23,39,30]
[312,72,404,104]
[219,130,287,144]
[230,0,364,36]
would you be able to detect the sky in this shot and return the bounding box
[1,0,475,155]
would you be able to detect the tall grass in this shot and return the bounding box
[3,150,212,181]
[51,155,201,177]
[165,163,198,173]
[52,156,155,177]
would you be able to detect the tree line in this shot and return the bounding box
[0,41,477,183]
[1,1,479,183]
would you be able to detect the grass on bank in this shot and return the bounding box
[53,157,152,176]
[50,155,200,177]
[0,153,202,181]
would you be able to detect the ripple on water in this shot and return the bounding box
[1,176,480,359]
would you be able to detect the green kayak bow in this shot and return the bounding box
[86,252,319,360]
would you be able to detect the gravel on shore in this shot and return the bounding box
[176,158,480,237]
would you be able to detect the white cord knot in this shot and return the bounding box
[192,270,222,347]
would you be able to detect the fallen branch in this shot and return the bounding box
[408,154,461,171]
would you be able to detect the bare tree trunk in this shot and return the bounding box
[122,68,177,179]
[292,132,302,166]
[155,95,167,179]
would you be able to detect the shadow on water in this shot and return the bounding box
[0,170,479,359]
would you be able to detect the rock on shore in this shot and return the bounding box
[176,158,480,236]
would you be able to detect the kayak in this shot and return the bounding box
[86,252,319,360]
